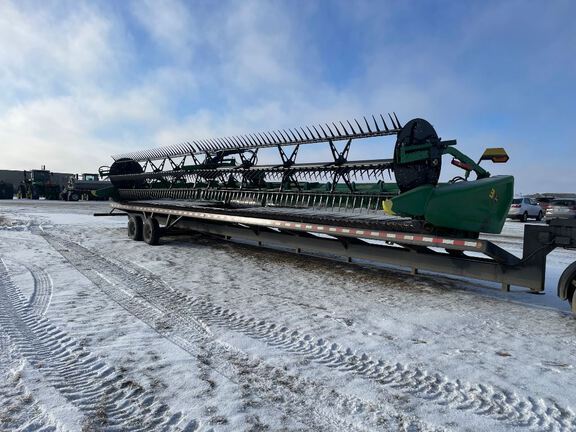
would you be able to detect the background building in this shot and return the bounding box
[0,169,74,193]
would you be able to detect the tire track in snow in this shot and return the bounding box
[0,367,62,432]
[218,240,576,341]
[0,258,195,432]
[0,336,64,432]
[190,301,576,431]
[45,233,444,432]
[24,263,53,316]
[153,293,576,432]
[46,235,576,431]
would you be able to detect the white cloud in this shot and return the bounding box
[0,97,108,171]
[0,1,190,172]
[0,0,573,192]
[0,1,127,97]
[129,0,201,65]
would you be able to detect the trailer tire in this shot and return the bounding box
[143,217,160,245]
[558,261,576,312]
[127,215,143,241]
[69,192,80,201]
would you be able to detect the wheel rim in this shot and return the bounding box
[571,280,576,312]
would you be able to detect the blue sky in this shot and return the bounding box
[1,0,574,193]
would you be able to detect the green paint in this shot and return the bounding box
[388,175,514,234]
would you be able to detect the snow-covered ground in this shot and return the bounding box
[1,200,575,431]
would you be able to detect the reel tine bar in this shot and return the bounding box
[111,112,402,162]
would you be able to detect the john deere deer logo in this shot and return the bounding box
[489,188,498,202]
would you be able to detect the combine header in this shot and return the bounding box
[99,114,576,311]
[101,116,513,237]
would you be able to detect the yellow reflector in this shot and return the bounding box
[480,147,509,163]
[382,199,395,215]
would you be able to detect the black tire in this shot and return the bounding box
[521,212,528,222]
[143,217,160,245]
[536,211,543,221]
[127,215,143,241]
[558,261,576,313]
[69,192,80,201]
[31,185,39,200]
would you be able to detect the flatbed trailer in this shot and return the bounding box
[105,199,576,311]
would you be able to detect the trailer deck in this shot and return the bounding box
[107,199,576,309]
[112,199,484,247]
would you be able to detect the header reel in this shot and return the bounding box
[393,118,443,193]
[102,113,404,194]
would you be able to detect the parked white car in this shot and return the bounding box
[508,198,543,222]
[546,199,576,219]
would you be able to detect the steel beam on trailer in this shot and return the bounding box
[111,202,488,253]
[158,217,547,292]
[111,203,576,294]
[114,202,548,292]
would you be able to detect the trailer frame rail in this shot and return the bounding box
[107,201,576,306]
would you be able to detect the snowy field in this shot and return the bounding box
[1,200,575,431]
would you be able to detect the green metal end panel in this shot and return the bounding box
[388,185,434,217]
[390,175,514,234]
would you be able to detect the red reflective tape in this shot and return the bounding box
[112,203,484,251]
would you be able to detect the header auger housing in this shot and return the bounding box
[101,114,513,236]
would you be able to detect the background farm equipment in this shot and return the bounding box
[101,115,513,237]
[60,173,112,201]
[0,181,14,199]
[16,169,61,200]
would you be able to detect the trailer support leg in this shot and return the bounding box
[501,282,510,292]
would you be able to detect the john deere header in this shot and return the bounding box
[100,114,513,237]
